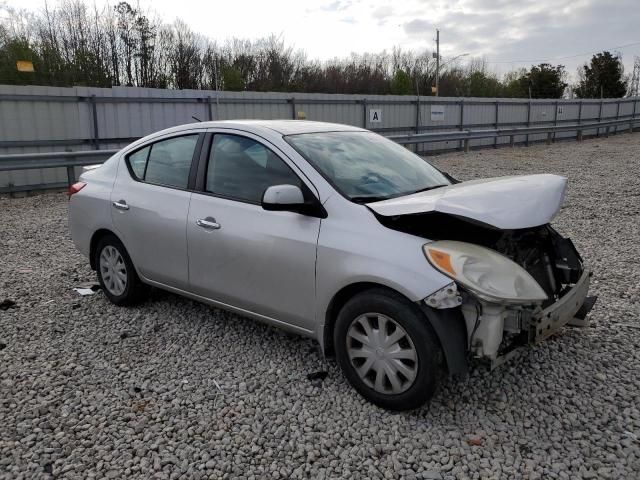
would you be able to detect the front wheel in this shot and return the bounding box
[94,234,148,306]
[334,289,441,411]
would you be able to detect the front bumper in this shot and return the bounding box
[531,269,592,343]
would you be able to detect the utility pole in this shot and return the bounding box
[630,56,639,97]
[435,29,440,97]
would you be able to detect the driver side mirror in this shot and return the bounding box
[261,184,327,218]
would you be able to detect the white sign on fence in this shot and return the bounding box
[431,105,445,121]
[369,109,382,123]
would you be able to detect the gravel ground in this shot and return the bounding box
[1,133,639,480]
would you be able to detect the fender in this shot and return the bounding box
[419,304,469,377]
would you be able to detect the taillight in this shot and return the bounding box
[68,182,87,198]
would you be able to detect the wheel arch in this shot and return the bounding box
[89,228,123,270]
[321,282,468,377]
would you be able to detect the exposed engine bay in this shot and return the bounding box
[376,211,595,364]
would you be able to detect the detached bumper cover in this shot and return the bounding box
[532,269,592,343]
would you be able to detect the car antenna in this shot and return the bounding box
[191,115,202,122]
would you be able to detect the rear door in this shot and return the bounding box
[186,131,321,331]
[111,133,203,290]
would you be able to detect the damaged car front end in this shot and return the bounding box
[368,174,597,370]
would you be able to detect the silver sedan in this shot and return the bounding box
[69,120,595,410]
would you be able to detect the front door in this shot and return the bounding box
[187,133,321,331]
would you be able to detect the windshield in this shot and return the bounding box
[285,131,450,202]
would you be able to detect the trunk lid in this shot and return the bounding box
[367,174,567,229]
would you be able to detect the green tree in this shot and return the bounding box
[390,69,412,95]
[526,64,567,98]
[500,65,566,98]
[465,70,502,97]
[0,38,41,85]
[222,66,244,91]
[501,69,528,97]
[575,51,627,98]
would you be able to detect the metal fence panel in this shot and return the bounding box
[0,84,637,191]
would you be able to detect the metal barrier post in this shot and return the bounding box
[631,99,637,133]
[553,101,558,142]
[525,100,531,146]
[614,100,620,135]
[206,96,213,121]
[362,99,367,128]
[597,99,603,137]
[66,164,75,187]
[494,101,499,148]
[291,97,296,120]
[90,95,99,150]
[458,99,465,151]
[464,137,470,153]
[414,97,421,153]
[577,101,583,141]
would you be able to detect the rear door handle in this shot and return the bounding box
[112,200,129,211]
[196,217,221,230]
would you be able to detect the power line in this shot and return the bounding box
[483,41,640,65]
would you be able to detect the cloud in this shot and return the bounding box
[39,0,634,81]
[372,5,393,19]
[319,0,353,12]
[403,19,435,36]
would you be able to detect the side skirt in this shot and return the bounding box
[140,276,316,338]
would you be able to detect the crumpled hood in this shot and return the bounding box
[367,174,568,229]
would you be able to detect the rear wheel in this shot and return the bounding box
[334,289,440,411]
[94,234,148,305]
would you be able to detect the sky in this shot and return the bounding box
[7,0,640,80]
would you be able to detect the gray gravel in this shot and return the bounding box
[1,133,640,480]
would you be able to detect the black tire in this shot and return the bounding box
[94,234,148,306]
[334,288,441,411]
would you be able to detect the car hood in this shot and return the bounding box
[367,174,568,229]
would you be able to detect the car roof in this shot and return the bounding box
[156,119,366,137]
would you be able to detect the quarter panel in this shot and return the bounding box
[68,156,120,259]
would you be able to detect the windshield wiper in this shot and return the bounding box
[351,184,449,204]
[405,184,449,196]
[350,195,389,204]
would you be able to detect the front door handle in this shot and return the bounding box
[112,200,129,211]
[196,217,221,230]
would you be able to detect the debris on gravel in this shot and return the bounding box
[0,299,16,310]
[1,133,640,479]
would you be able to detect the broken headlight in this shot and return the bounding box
[423,240,548,305]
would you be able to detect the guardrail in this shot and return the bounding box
[389,117,639,151]
[0,150,117,191]
[0,116,638,193]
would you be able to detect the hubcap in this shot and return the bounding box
[346,313,418,395]
[99,245,127,296]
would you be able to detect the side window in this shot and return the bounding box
[126,135,198,189]
[206,134,302,203]
[128,146,149,179]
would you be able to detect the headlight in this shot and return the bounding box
[423,240,548,304]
